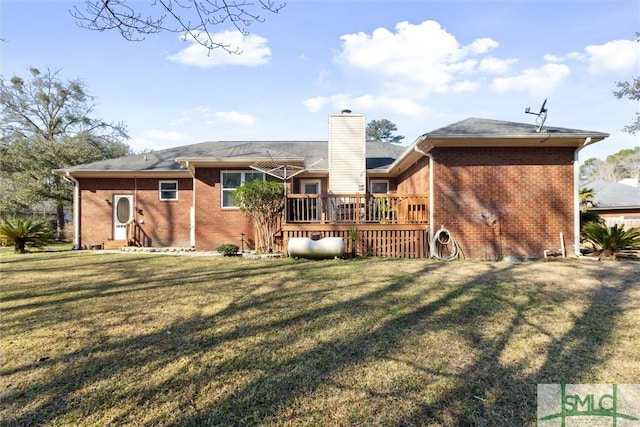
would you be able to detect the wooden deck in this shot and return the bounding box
[280,193,430,258]
[285,193,429,225]
[280,224,429,259]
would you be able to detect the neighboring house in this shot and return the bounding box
[54,112,609,259]
[581,180,640,229]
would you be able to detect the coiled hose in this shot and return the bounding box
[429,226,460,260]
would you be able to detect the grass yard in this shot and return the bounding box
[1,250,639,426]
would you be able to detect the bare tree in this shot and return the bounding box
[580,157,616,183]
[71,0,285,53]
[613,148,640,184]
[581,147,640,184]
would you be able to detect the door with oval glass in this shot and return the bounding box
[113,195,133,240]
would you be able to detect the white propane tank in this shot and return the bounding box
[287,237,345,259]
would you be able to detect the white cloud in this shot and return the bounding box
[214,111,256,126]
[584,39,640,73]
[334,20,502,95]
[303,93,423,116]
[544,52,585,63]
[170,107,214,126]
[167,30,271,67]
[491,63,570,95]
[479,57,518,74]
[546,39,639,74]
[303,96,330,112]
[465,38,499,55]
[543,53,564,63]
[313,69,331,86]
[451,80,479,93]
[170,106,256,129]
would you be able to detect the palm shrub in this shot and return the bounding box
[580,211,603,229]
[581,222,640,259]
[0,218,54,253]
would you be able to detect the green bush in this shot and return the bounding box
[580,211,603,228]
[0,218,54,253]
[232,180,284,253]
[216,244,240,256]
[581,222,640,260]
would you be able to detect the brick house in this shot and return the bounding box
[581,180,640,229]
[53,112,608,259]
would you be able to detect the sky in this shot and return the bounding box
[1,0,639,162]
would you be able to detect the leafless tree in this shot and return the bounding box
[581,148,640,184]
[71,0,285,53]
[615,150,640,184]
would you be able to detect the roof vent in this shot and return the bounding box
[341,109,352,114]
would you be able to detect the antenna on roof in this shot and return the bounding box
[525,98,548,133]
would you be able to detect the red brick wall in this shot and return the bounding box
[430,146,576,260]
[77,177,192,248]
[193,168,257,251]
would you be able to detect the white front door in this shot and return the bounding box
[113,195,133,240]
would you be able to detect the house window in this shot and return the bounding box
[159,181,178,200]
[370,180,389,194]
[221,171,265,208]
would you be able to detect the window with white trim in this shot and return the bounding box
[370,180,389,194]
[221,171,265,208]
[159,180,178,200]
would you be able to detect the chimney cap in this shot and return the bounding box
[341,109,352,114]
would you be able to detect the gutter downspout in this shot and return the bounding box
[62,172,81,250]
[574,137,591,257]
[185,161,197,248]
[414,139,435,246]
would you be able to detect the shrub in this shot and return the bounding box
[0,218,54,253]
[216,244,240,256]
[232,180,284,253]
[581,222,640,260]
[580,211,603,229]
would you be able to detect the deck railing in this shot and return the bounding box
[285,193,429,225]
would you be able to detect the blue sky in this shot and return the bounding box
[1,0,638,162]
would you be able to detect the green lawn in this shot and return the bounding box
[1,250,639,426]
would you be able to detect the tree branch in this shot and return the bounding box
[70,0,285,53]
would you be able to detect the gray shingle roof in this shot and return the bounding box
[425,118,609,138]
[56,140,406,173]
[581,180,640,209]
[55,117,609,175]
